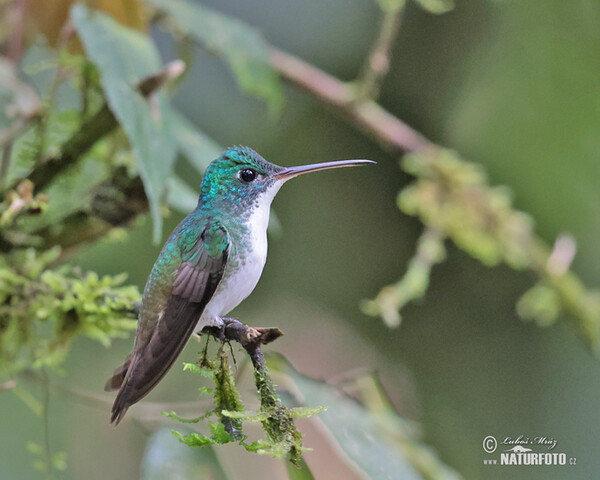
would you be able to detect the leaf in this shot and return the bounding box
[142,428,230,480]
[172,430,215,447]
[209,422,235,443]
[29,0,148,51]
[413,0,454,14]
[221,409,269,422]
[72,4,178,243]
[375,0,406,13]
[288,406,327,418]
[166,175,199,213]
[171,422,234,447]
[147,0,283,110]
[268,354,462,480]
[0,56,40,131]
[182,362,215,378]
[170,110,221,174]
[286,456,316,480]
[517,283,561,327]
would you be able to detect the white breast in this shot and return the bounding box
[197,183,281,329]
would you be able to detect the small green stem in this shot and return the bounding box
[355,0,406,101]
[41,370,55,480]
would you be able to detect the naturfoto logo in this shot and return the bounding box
[482,435,576,467]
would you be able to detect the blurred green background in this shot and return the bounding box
[2,0,600,478]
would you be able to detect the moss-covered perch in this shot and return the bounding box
[199,318,310,467]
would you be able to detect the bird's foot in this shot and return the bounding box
[200,318,283,350]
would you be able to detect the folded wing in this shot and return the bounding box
[108,221,229,424]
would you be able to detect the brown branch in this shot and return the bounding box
[270,47,432,154]
[201,318,284,412]
[202,319,305,465]
[268,36,600,348]
[202,318,283,353]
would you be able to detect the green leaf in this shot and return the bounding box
[286,456,316,480]
[268,354,462,480]
[147,0,283,110]
[413,0,454,14]
[209,422,235,443]
[288,406,327,418]
[170,110,221,174]
[171,422,234,448]
[166,175,199,213]
[517,283,561,327]
[142,429,230,480]
[0,56,40,134]
[72,4,178,243]
[221,409,268,422]
[172,430,215,447]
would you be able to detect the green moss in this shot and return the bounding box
[169,345,323,467]
[0,248,139,375]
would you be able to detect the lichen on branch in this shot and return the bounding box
[165,319,324,467]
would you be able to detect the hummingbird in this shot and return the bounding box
[105,146,374,424]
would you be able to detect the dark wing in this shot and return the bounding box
[109,221,229,424]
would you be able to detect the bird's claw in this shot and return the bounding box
[218,322,227,343]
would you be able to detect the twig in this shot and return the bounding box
[0,379,17,392]
[270,32,600,349]
[362,226,445,328]
[202,318,283,352]
[355,1,406,101]
[0,141,14,186]
[202,318,304,465]
[19,369,213,425]
[270,47,432,154]
[201,318,284,412]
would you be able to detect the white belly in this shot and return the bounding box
[196,200,274,329]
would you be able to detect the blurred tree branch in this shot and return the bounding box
[270,47,432,154]
[6,60,184,194]
[0,0,595,355]
[0,61,185,254]
[266,5,600,350]
[1,2,596,477]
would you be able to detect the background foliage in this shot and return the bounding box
[1,0,599,479]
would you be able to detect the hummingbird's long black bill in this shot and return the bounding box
[275,159,375,180]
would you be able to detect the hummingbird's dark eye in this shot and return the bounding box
[238,168,257,183]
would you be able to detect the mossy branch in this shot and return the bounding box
[167,318,311,467]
